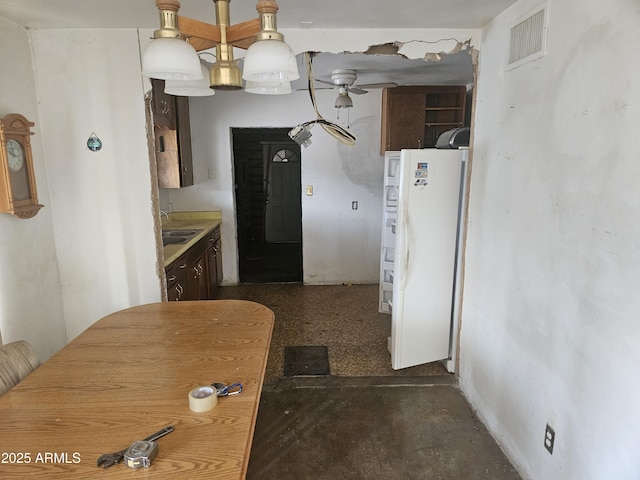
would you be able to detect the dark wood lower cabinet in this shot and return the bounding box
[186,251,208,301]
[166,261,188,301]
[205,227,222,299]
[165,226,223,301]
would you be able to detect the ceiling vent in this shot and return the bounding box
[507,4,548,71]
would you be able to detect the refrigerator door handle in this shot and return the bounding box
[401,219,410,290]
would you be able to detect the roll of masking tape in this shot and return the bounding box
[188,386,218,412]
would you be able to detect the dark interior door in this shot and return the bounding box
[232,128,303,283]
[264,144,302,243]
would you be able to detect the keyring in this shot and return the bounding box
[211,382,243,396]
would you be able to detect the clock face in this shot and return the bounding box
[6,139,25,172]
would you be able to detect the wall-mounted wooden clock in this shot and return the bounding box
[0,114,43,219]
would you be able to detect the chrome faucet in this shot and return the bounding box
[160,210,169,220]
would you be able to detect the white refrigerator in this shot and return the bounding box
[379,149,467,370]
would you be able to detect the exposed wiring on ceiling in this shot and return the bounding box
[295,52,356,147]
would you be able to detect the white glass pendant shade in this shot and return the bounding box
[242,39,299,82]
[165,64,215,96]
[142,38,203,81]
[245,80,292,95]
[335,93,353,108]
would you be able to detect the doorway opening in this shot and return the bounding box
[232,128,303,283]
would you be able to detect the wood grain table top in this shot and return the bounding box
[0,300,274,478]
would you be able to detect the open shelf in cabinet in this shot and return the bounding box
[381,86,467,152]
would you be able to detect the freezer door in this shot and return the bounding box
[390,149,463,370]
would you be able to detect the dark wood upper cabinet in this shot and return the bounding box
[151,79,194,188]
[151,78,175,130]
[380,86,467,153]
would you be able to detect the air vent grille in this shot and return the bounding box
[507,7,546,70]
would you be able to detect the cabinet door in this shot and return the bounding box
[214,238,223,288]
[155,126,180,188]
[166,261,188,301]
[151,79,175,129]
[205,228,222,299]
[381,89,427,152]
[175,97,194,187]
[151,80,194,189]
[185,251,208,301]
[206,242,218,299]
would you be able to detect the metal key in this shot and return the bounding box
[97,425,174,468]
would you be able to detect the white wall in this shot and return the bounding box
[165,88,384,284]
[29,29,162,340]
[461,0,640,478]
[0,17,66,360]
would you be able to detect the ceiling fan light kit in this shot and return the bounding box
[334,89,353,109]
[142,0,298,95]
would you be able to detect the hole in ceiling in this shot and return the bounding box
[290,39,475,92]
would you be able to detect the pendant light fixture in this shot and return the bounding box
[142,0,297,94]
[245,80,292,95]
[209,0,243,90]
[242,0,299,83]
[142,0,202,81]
[165,63,215,96]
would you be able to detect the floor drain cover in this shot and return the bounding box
[284,346,330,376]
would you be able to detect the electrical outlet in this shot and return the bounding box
[352,201,358,210]
[544,424,555,454]
[208,169,216,179]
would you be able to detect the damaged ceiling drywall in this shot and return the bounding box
[289,39,475,92]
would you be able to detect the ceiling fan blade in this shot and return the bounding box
[348,87,368,95]
[295,86,333,92]
[315,79,335,87]
[355,82,398,89]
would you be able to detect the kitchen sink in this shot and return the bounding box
[163,236,189,246]
[163,229,200,237]
[161,229,202,246]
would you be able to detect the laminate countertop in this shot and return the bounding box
[162,211,222,267]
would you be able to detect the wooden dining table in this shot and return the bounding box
[0,300,274,478]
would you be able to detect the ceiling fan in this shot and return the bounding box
[315,69,397,108]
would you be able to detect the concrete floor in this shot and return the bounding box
[217,284,521,479]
